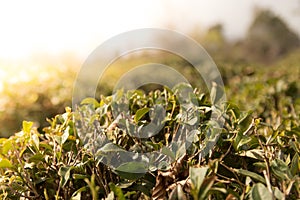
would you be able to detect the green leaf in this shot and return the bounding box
[253,162,267,169]
[80,97,100,108]
[250,183,272,200]
[99,143,126,153]
[114,162,147,180]
[235,169,266,184]
[115,162,147,173]
[134,107,150,123]
[290,153,299,176]
[161,146,176,161]
[2,139,12,154]
[109,183,125,200]
[198,175,216,200]
[190,166,208,192]
[238,111,253,131]
[169,184,187,200]
[175,142,187,160]
[240,149,264,161]
[273,187,284,200]
[23,121,33,134]
[39,142,53,151]
[271,159,292,180]
[58,166,73,187]
[0,158,13,168]
[62,126,70,145]
[236,136,252,150]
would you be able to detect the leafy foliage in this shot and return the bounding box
[0,64,76,137]
[0,78,299,199]
[0,10,299,199]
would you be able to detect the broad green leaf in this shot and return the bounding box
[236,136,252,150]
[54,135,62,146]
[58,166,73,187]
[233,132,242,151]
[62,126,70,145]
[114,162,147,180]
[139,123,161,138]
[115,162,147,174]
[240,149,264,161]
[190,166,208,192]
[23,121,33,134]
[250,183,272,200]
[134,107,150,123]
[2,139,12,154]
[0,158,13,168]
[186,115,198,126]
[235,169,266,184]
[290,153,299,176]
[238,111,253,131]
[273,187,284,200]
[161,146,176,161]
[80,97,100,108]
[56,151,62,161]
[126,120,137,137]
[169,184,187,200]
[175,142,187,160]
[271,159,292,180]
[198,175,216,200]
[226,103,240,120]
[253,162,267,169]
[39,142,53,151]
[99,143,126,153]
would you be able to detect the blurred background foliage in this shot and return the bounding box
[0,8,299,137]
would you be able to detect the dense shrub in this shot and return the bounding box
[0,82,299,199]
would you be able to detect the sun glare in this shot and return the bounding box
[0,0,163,89]
[0,1,161,61]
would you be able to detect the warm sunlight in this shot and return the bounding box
[0,1,162,60]
[0,1,163,105]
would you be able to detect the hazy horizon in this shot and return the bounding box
[0,0,299,62]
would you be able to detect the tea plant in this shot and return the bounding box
[0,82,299,199]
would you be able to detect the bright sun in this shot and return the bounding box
[0,1,161,61]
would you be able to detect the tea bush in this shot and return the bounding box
[0,82,299,199]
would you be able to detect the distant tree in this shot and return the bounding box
[243,9,300,63]
[203,24,226,51]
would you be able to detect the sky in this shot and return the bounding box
[0,0,299,62]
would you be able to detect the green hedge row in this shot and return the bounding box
[0,83,299,199]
